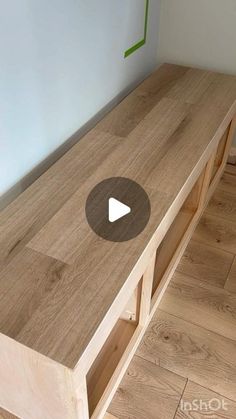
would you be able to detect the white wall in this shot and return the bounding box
[158,0,236,146]
[158,0,236,75]
[0,0,160,203]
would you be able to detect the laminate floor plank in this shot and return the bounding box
[136,310,236,401]
[108,355,186,419]
[0,131,124,270]
[175,381,236,418]
[225,164,236,176]
[177,240,234,288]
[96,63,189,137]
[206,188,236,224]
[159,271,236,341]
[166,68,215,104]
[193,214,236,254]
[218,172,236,196]
[0,248,66,339]
[28,98,189,265]
[225,257,236,294]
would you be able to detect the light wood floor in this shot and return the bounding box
[0,165,236,418]
[108,164,236,419]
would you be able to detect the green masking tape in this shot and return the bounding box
[124,0,149,58]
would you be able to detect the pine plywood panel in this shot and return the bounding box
[0,333,79,419]
[152,209,194,295]
[108,355,186,419]
[177,240,234,288]
[175,381,236,419]
[137,310,236,401]
[193,214,236,254]
[159,271,236,341]
[225,257,236,294]
[87,320,136,416]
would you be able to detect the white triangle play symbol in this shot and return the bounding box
[108,198,131,223]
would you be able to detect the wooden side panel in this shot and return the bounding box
[0,334,85,419]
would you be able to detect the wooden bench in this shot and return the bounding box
[0,63,236,419]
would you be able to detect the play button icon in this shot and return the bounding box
[85,177,151,242]
[108,198,131,223]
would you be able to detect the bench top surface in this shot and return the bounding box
[0,63,236,369]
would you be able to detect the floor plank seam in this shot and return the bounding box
[187,379,236,405]
[133,353,187,383]
[175,267,229,291]
[157,307,236,344]
[173,378,188,419]
[135,351,190,385]
[191,236,236,256]
[204,209,236,226]
[190,238,236,257]
[224,254,236,287]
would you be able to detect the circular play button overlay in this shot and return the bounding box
[85,177,151,242]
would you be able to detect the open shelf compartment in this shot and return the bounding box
[210,126,230,183]
[151,166,207,302]
[86,281,142,418]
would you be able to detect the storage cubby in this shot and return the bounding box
[210,126,230,183]
[151,168,206,300]
[86,280,142,417]
[87,319,136,417]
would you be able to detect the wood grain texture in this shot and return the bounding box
[0,248,65,339]
[225,257,236,294]
[87,320,136,416]
[193,213,236,254]
[137,310,236,401]
[104,414,118,419]
[177,240,234,288]
[159,271,236,341]
[0,131,124,271]
[218,172,236,196]
[97,63,189,137]
[0,64,236,374]
[0,409,18,419]
[166,68,216,104]
[206,188,236,223]
[111,160,236,419]
[0,333,82,419]
[28,97,190,264]
[108,355,186,419]
[225,163,236,176]
[175,381,236,418]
